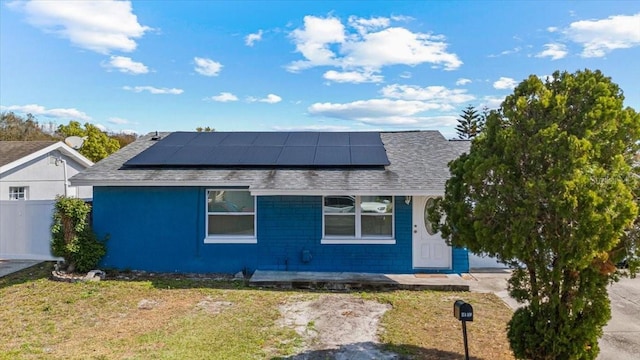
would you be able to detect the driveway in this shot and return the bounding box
[0,259,42,278]
[599,276,640,360]
[470,271,640,360]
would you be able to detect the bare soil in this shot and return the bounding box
[279,294,400,359]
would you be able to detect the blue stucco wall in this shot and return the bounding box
[92,187,468,274]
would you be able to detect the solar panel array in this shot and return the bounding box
[124,132,390,167]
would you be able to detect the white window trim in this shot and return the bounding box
[9,186,28,200]
[321,195,395,245]
[204,189,257,244]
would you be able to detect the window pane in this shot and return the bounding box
[362,215,392,237]
[360,196,392,213]
[424,198,436,235]
[208,190,254,213]
[324,196,355,213]
[208,215,254,236]
[324,215,355,236]
[9,187,26,200]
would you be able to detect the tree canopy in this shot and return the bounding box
[56,121,120,163]
[1,113,135,162]
[433,69,639,359]
[455,105,484,139]
[0,112,56,141]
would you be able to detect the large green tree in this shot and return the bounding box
[433,70,639,359]
[57,121,120,162]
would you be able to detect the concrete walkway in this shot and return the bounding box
[250,270,472,291]
[0,259,42,278]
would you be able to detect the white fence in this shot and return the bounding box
[0,200,61,260]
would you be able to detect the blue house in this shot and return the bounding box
[70,131,470,274]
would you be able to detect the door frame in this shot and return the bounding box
[412,195,452,269]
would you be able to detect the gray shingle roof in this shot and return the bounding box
[0,141,58,167]
[70,131,469,195]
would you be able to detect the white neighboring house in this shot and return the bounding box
[0,141,93,260]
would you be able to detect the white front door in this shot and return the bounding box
[412,196,451,269]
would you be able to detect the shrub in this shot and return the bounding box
[51,196,107,273]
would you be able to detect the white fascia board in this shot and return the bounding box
[0,142,93,174]
[68,180,443,197]
[56,144,94,168]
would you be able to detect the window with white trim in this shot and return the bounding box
[205,190,256,243]
[323,195,394,243]
[9,186,27,200]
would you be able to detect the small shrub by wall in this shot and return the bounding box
[51,196,107,273]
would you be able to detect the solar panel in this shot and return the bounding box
[318,132,349,146]
[253,132,289,146]
[277,146,316,165]
[166,145,215,165]
[314,146,350,165]
[285,132,319,146]
[349,132,382,146]
[125,145,181,166]
[351,145,389,165]
[124,132,390,167]
[238,146,282,165]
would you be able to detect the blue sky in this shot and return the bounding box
[1,1,639,138]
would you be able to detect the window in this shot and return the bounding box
[9,187,27,200]
[323,195,394,244]
[205,190,256,243]
[424,197,437,235]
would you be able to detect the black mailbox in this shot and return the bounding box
[454,300,473,322]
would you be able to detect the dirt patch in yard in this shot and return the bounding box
[279,294,399,359]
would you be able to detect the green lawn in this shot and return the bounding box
[0,263,514,359]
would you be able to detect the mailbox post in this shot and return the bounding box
[453,300,473,360]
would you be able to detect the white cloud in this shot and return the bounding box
[245,30,263,46]
[210,92,238,102]
[348,15,390,35]
[493,77,518,90]
[108,117,131,125]
[272,124,355,132]
[535,43,568,60]
[565,13,640,57]
[488,46,522,58]
[455,78,472,86]
[287,16,346,71]
[380,84,475,104]
[1,104,91,121]
[194,57,223,76]
[482,96,506,109]
[399,71,412,79]
[323,70,383,83]
[247,94,282,104]
[9,0,150,54]
[103,55,149,74]
[94,123,108,131]
[547,26,559,33]
[308,99,451,125]
[305,84,476,126]
[287,15,461,80]
[122,86,183,94]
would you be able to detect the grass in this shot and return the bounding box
[0,262,514,359]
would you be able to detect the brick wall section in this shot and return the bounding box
[93,187,469,274]
[257,195,415,273]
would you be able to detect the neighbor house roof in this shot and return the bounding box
[70,131,469,195]
[0,141,94,174]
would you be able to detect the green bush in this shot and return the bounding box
[51,196,107,273]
